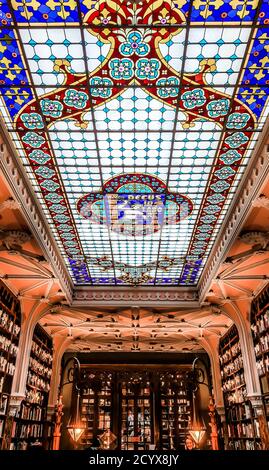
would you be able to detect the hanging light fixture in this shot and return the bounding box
[66,389,86,443]
[188,382,207,446]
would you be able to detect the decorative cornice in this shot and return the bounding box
[72,287,200,307]
[199,117,269,301]
[0,125,73,304]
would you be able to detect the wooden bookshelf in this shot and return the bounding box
[159,371,191,450]
[79,365,192,451]
[10,323,53,450]
[219,324,262,450]
[119,372,153,451]
[0,281,21,449]
[251,284,269,431]
[81,370,113,447]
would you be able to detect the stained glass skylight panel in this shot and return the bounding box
[0,0,268,286]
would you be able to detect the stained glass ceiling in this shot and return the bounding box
[0,0,268,286]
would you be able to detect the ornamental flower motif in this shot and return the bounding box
[22,132,45,148]
[198,224,213,232]
[53,214,70,223]
[45,193,63,203]
[157,258,175,271]
[206,98,229,117]
[120,31,150,57]
[100,14,111,25]
[226,112,250,129]
[58,224,71,232]
[215,166,235,180]
[63,89,88,109]
[40,99,63,118]
[193,247,205,254]
[35,166,55,179]
[193,241,207,248]
[90,76,113,98]
[192,249,205,255]
[157,77,180,98]
[109,58,134,80]
[206,193,225,204]
[60,233,75,240]
[67,248,80,254]
[136,59,160,80]
[181,88,206,109]
[219,150,241,165]
[196,233,210,240]
[29,150,50,164]
[210,180,230,193]
[158,14,170,24]
[21,112,44,130]
[97,257,114,270]
[40,180,59,192]
[201,215,217,224]
[204,204,221,214]
[225,132,249,149]
[50,204,66,214]
[63,241,77,247]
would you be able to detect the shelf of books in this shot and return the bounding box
[219,324,262,450]
[77,366,195,450]
[120,376,153,451]
[251,284,269,431]
[0,281,21,449]
[10,323,53,450]
[80,370,113,448]
[159,371,191,450]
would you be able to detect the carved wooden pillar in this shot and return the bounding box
[52,395,64,450]
[208,396,219,450]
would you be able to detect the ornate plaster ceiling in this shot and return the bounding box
[39,305,230,353]
[0,0,268,287]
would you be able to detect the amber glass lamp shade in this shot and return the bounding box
[67,391,86,443]
[189,391,207,446]
[67,424,85,443]
[189,428,206,446]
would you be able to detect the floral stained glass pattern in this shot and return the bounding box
[0,0,268,286]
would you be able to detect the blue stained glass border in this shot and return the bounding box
[4,0,267,24]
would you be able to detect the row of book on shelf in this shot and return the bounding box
[1,286,53,448]
[219,283,269,449]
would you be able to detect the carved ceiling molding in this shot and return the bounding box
[73,287,200,307]
[239,230,269,248]
[0,229,32,248]
[199,119,269,301]
[0,133,73,304]
[252,194,269,210]
[0,197,21,212]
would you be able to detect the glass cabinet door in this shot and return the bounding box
[120,375,153,450]
[81,371,113,447]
